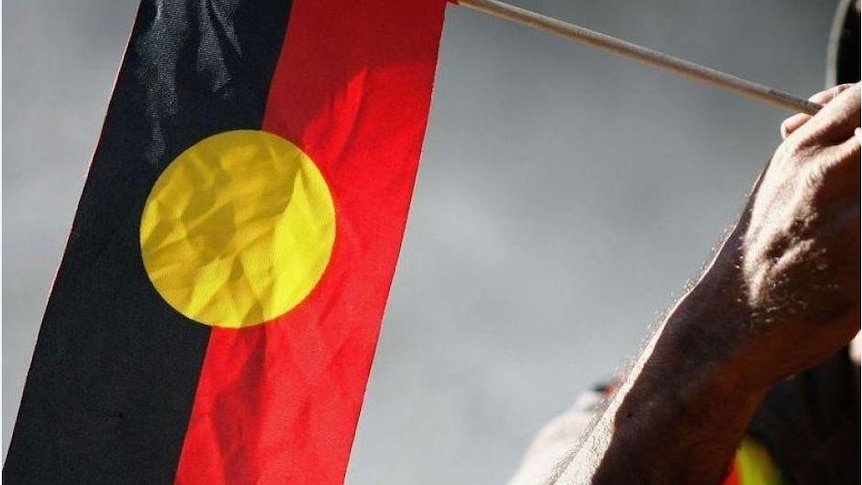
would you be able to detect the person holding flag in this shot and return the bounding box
[511,2,860,484]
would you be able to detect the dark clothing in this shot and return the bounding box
[510,350,860,485]
[749,350,860,485]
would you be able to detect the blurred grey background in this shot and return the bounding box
[2,0,837,483]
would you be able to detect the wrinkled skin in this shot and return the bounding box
[717,83,860,389]
[553,85,860,485]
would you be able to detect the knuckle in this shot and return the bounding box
[777,138,815,166]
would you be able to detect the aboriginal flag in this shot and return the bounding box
[4,0,446,483]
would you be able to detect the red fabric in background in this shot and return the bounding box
[724,460,741,485]
[174,1,447,483]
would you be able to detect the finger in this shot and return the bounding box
[794,84,861,146]
[780,84,855,139]
[782,114,810,139]
[836,127,862,166]
[814,126,861,189]
[782,114,809,139]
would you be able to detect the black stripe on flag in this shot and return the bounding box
[4,1,293,483]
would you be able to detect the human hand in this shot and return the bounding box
[706,84,860,389]
[551,86,859,485]
[780,84,857,139]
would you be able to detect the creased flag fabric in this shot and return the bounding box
[4,0,447,483]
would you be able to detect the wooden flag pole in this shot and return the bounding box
[456,0,822,115]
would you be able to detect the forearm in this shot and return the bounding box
[555,266,768,485]
[539,85,860,485]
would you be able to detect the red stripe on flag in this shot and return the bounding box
[174,1,447,484]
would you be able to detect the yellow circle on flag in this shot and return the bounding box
[140,130,335,328]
